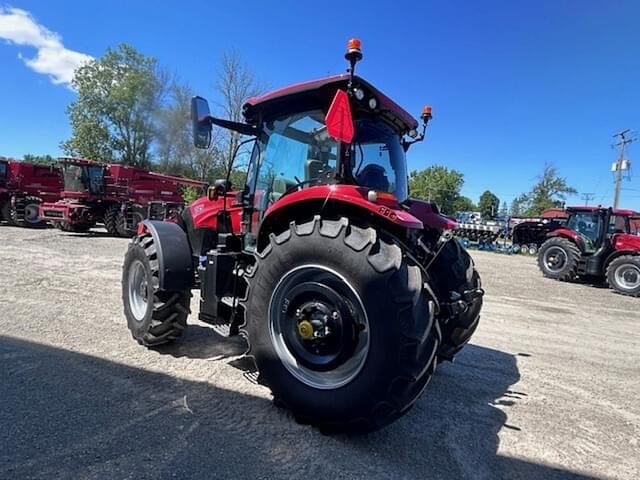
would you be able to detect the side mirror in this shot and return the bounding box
[191,96,212,149]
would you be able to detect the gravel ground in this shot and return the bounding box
[0,225,638,480]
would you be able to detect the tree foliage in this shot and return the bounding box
[512,164,576,216]
[453,196,476,213]
[62,44,167,167]
[409,165,466,215]
[154,50,261,188]
[478,190,500,219]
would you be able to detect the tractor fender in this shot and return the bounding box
[259,185,423,248]
[604,249,639,270]
[138,220,195,292]
[547,228,585,251]
[404,198,457,231]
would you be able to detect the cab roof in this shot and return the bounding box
[243,74,418,133]
[567,205,638,216]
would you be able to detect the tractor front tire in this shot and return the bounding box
[537,237,580,281]
[243,216,440,433]
[606,255,640,297]
[429,239,483,362]
[122,234,191,345]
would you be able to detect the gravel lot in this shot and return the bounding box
[1,225,638,480]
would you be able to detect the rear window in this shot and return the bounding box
[0,163,6,178]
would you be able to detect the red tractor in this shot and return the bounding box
[40,157,206,235]
[0,159,63,227]
[121,40,483,433]
[538,206,640,296]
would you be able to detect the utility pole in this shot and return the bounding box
[581,193,594,205]
[612,129,634,209]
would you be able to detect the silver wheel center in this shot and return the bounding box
[544,246,567,272]
[24,204,40,224]
[128,260,149,321]
[615,264,640,290]
[268,265,370,390]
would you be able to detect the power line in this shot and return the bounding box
[580,192,595,205]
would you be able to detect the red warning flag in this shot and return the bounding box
[325,89,354,143]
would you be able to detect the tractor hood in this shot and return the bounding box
[243,74,418,134]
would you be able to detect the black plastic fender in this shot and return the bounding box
[140,220,194,291]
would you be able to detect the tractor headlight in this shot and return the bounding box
[354,88,365,101]
[368,97,378,110]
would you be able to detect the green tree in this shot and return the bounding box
[155,82,226,180]
[525,164,575,215]
[512,164,576,216]
[22,154,56,165]
[453,196,475,213]
[478,190,500,219]
[409,165,465,215]
[62,44,167,167]
[499,201,509,217]
[510,194,529,216]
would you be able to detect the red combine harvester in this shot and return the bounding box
[0,159,62,227]
[40,157,206,236]
[538,206,640,296]
[121,39,484,433]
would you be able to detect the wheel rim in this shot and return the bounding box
[24,203,40,224]
[268,265,370,390]
[128,259,150,321]
[544,246,567,272]
[614,263,640,290]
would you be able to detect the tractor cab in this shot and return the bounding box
[59,158,106,197]
[242,75,416,216]
[189,39,433,251]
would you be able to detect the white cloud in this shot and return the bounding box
[0,7,92,87]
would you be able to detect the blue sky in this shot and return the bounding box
[1,1,639,208]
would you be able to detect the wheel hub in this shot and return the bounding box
[616,264,640,290]
[269,265,370,390]
[544,246,567,272]
[128,260,150,321]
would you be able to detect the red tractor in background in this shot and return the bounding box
[121,39,483,433]
[40,157,206,235]
[538,206,640,296]
[0,159,62,227]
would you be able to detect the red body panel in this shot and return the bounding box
[612,233,640,252]
[406,199,458,231]
[547,228,581,244]
[2,161,62,203]
[263,185,423,229]
[189,193,243,233]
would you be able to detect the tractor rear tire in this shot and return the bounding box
[12,196,45,228]
[537,237,580,281]
[606,255,640,297]
[122,234,191,345]
[0,201,12,224]
[243,216,440,433]
[104,204,120,236]
[429,239,483,362]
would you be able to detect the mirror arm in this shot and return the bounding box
[402,115,432,151]
[206,116,260,137]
